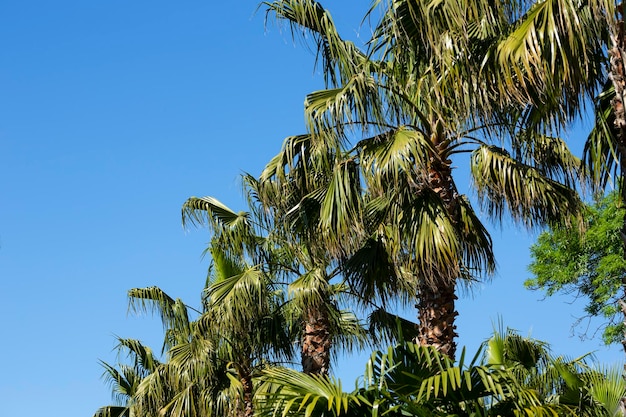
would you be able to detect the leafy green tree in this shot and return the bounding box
[527,191,626,345]
[262,0,583,360]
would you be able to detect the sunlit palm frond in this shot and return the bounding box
[204,265,270,324]
[510,131,582,188]
[401,189,461,283]
[182,196,248,229]
[373,0,509,58]
[358,126,434,185]
[114,337,160,374]
[495,0,609,121]
[167,336,214,379]
[485,328,550,371]
[132,363,179,416]
[208,244,246,285]
[585,366,626,416]
[288,268,330,312]
[263,0,368,87]
[471,144,583,228]
[260,134,313,184]
[159,383,201,417]
[304,72,385,136]
[182,196,253,241]
[127,287,191,342]
[318,157,364,254]
[257,367,356,417]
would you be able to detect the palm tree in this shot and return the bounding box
[199,240,294,417]
[104,286,236,417]
[262,0,583,359]
[94,239,294,417]
[93,338,160,417]
[183,187,368,376]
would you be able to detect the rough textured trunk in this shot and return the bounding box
[609,0,626,365]
[414,146,461,359]
[301,306,331,375]
[235,370,254,417]
[416,279,459,359]
[241,373,254,417]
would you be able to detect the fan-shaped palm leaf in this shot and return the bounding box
[471,144,583,227]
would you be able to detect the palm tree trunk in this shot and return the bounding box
[414,151,461,359]
[241,373,254,417]
[416,279,458,358]
[609,0,626,364]
[301,306,331,375]
[233,366,254,417]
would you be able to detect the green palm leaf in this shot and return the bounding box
[114,337,160,374]
[264,0,367,87]
[127,287,191,342]
[471,144,583,228]
[494,0,609,123]
[258,367,356,417]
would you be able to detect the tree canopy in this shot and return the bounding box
[527,191,626,345]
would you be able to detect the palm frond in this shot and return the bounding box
[494,0,609,123]
[263,0,368,88]
[401,189,461,283]
[318,157,364,254]
[585,366,626,416]
[127,287,191,340]
[358,126,434,185]
[288,268,330,312]
[343,235,407,307]
[260,134,314,184]
[257,367,356,417]
[114,337,160,374]
[456,195,496,281]
[584,81,620,191]
[99,361,137,403]
[510,130,582,188]
[367,308,419,344]
[471,144,583,228]
[204,265,270,324]
[304,72,385,135]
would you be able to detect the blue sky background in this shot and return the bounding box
[1,2,624,416]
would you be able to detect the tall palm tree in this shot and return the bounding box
[183,187,368,376]
[262,0,583,359]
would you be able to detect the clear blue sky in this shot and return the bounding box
[0,1,623,416]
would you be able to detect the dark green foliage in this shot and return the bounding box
[527,191,626,344]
